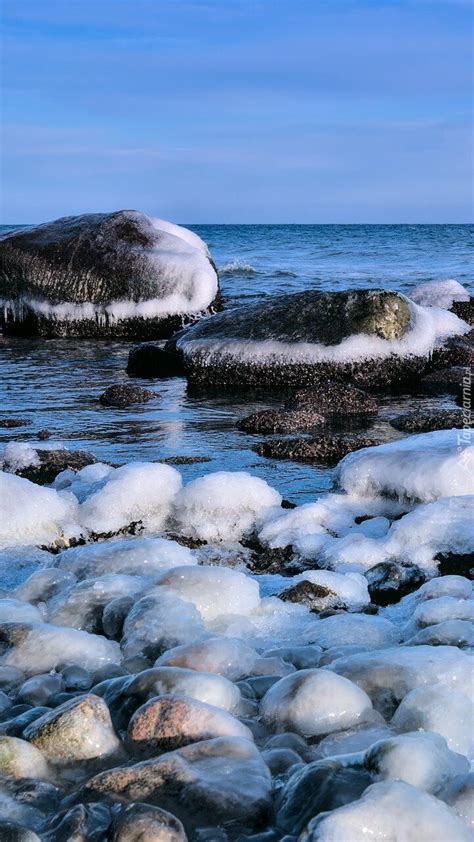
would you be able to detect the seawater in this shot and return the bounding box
[0,224,471,502]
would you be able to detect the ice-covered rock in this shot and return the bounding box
[391,684,474,756]
[0,600,43,625]
[111,803,187,842]
[0,622,121,676]
[299,780,472,841]
[54,536,195,580]
[83,736,272,833]
[154,565,260,622]
[126,693,252,756]
[23,693,120,766]
[14,569,77,605]
[0,472,78,549]
[78,462,182,535]
[172,471,281,542]
[0,736,52,780]
[155,637,258,680]
[126,666,240,712]
[173,288,468,388]
[120,590,205,661]
[410,279,470,309]
[0,211,219,339]
[288,570,370,612]
[260,669,373,737]
[46,574,145,632]
[439,773,474,829]
[306,614,399,651]
[335,429,474,503]
[364,731,469,794]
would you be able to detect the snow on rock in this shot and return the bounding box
[46,574,146,631]
[54,536,195,580]
[155,637,258,680]
[0,623,121,676]
[391,684,474,757]
[299,780,472,841]
[439,773,474,829]
[120,590,206,661]
[0,599,44,624]
[335,430,474,503]
[126,665,240,712]
[0,471,79,549]
[305,613,400,651]
[0,442,40,472]
[410,280,470,309]
[260,669,374,737]
[364,731,469,794]
[78,462,182,535]
[172,471,282,542]
[293,570,370,612]
[154,565,260,622]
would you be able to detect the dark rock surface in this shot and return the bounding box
[99,384,156,408]
[421,365,471,397]
[435,552,474,579]
[127,343,186,378]
[110,803,187,841]
[451,297,474,326]
[0,211,219,339]
[285,381,378,416]
[255,434,379,466]
[390,408,464,433]
[279,580,346,613]
[365,562,426,607]
[13,449,97,485]
[0,418,31,428]
[238,408,326,434]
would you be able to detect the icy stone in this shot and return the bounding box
[46,574,145,632]
[0,736,51,780]
[260,669,373,738]
[55,536,195,580]
[126,666,240,712]
[23,693,120,766]
[172,471,281,543]
[305,614,399,651]
[261,645,322,671]
[439,773,474,828]
[311,725,392,761]
[14,569,77,605]
[121,590,205,661]
[83,737,272,833]
[364,731,469,794]
[155,637,258,680]
[127,693,252,757]
[154,566,260,622]
[111,803,187,841]
[410,279,470,309]
[79,463,182,535]
[0,472,78,549]
[0,622,121,676]
[0,600,43,625]
[16,674,64,706]
[42,802,113,841]
[404,619,474,648]
[299,780,472,841]
[391,684,474,756]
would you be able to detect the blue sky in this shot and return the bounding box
[1,0,472,223]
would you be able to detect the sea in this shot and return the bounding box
[1,223,472,503]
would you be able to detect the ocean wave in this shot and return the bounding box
[220,260,257,275]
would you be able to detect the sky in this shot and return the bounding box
[0,0,472,224]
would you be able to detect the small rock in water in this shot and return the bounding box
[99,384,156,408]
[285,381,378,415]
[111,803,187,841]
[255,434,379,465]
[421,365,469,396]
[366,562,426,606]
[14,449,97,485]
[0,418,31,428]
[43,802,113,842]
[23,694,120,766]
[237,409,326,435]
[390,408,463,433]
[37,430,52,441]
[127,342,186,378]
[278,581,346,613]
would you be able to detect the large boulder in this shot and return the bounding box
[0,211,219,339]
[171,288,468,389]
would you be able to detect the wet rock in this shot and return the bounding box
[451,298,474,325]
[173,289,440,389]
[90,676,136,732]
[13,449,97,485]
[15,570,78,606]
[61,665,92,693]
[436,552,474,579]
[430,331,474,370]
[37,430,52,441]
[126,694,251,757]
[0,824,41,842]
[421,365,470,396]
[0,736,52,780]
[249,546,302,577]
[99,384,156,408]
[102,596,135,641]
[47,575,144,635]
[366,562,426,606]
[237,409,325,435]
[0,707,52,738]
[276,758,372,836]
[278,581,346,613]
[255,434,379,466]
[285,381,378,415]
[82,736,272,833]
[127,343,186,378]
[111,803,187,841]
[390,409,463,433]
[43,802,112,842]
[16,674,65,707]
[0,211,219,339]
[162,456,211,465]
[0,418,31,428]
[23,694,120,766]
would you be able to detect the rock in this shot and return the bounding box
[16,674,65,707]
[15,569,78,606]
[435,552,474,578]
[451,298,474,325]
[13,449,97,485]
[276,758,372,836]
[429,331,473,370]
[0,418,31,428]
[390,409,464,433]
[126,693,252,757]
[439,772,474,828]
[262,645,322,671]
[237,409,326,435]
[249,546,302,576]
[99,384,156,408]
[0,707,52,738]
[0,824,41,842]
[47,574,145,635]
[421,365,470,396]
[391,684,474,756]
[285,382,378,415]
[172,289,456,389]
[366,562,426,606]
[120,592,205,662]
[260,669,373,738]
[111,803,187,841]
[37,429,52,441]
[43,802,112,842]
[0,736,52,780]
[255,434,379,466]
[23,694,120,766]
[60,665,92,693]
[0,211,219,339]
[102,596,135,641]
[125,667,240,713]
[127,343,186,378]
[155,638,258,681]
[83,737,271,834]
[278,581,346,613]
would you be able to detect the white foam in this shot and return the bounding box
[410,279,470,309]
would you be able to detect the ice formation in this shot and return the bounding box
[0,471,78,548]
[410,279,470,309]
